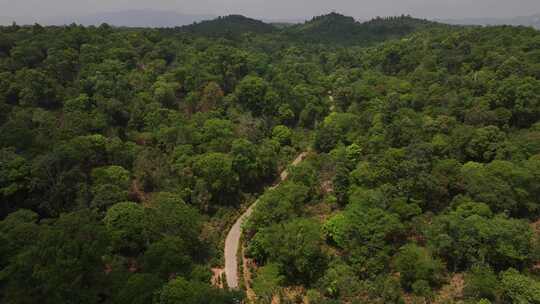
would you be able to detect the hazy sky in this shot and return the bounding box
[2,0,540,21]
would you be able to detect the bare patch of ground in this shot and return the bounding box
[211,268,225,288]
[434,273,465,304]
[242,246,257,301]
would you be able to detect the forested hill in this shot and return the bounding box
[441,13,540,30]
[285,13,444,44]
[179,14,277,36]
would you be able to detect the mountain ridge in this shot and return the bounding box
[1,9,215,27]
[283,13,443,44]
[439,13,540,29]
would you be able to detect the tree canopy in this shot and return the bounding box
[0,12,539,304]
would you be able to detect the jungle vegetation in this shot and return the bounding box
[0,12,539,304]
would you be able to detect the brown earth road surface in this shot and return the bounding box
[224,151,308,289]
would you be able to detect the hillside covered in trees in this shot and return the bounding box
[180,14,277,37]
[178,13,444,45]
[0,12,539,304]
[285,13,441,45]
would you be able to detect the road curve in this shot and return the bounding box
[224,152,308,289]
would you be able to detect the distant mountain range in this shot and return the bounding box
[1,10,539,31]
[0,10,310,28]
[439,14,540,29]
[0,10,216,27]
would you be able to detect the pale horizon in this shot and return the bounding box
[1,0,540,26]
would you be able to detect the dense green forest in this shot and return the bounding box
[0,12,539,304]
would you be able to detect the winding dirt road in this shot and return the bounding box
[224,151,308,289]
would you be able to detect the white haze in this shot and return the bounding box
[1,0,539,25]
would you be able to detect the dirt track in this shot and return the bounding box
[224,152,308,289]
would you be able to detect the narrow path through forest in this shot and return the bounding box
[224,151,308,289]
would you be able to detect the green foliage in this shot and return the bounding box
[142,236,193,279]
[373,276,404,304]
[13,68,60,108]
[153,81,177,107]
[286,13,439,45]
[500,268,540,304]
[272,125,292,146]
[201,119,235,152]
[464,265,499,301]
[144,192,202,247]
[393,244,444,291]
[325,204,404,278]
[114,273,163,304]
[91,165,131,210]
[234,75,271,115]
[231,138,258,184]
[0,209,39,268]
[314,112,361,152]
[460,160,538,217]
[411,279,432,297]
[253,263,284,303]
[182,15,276,37]
[0,148,29,201]
[1,210,109,304]
[249,218,327,285]
[323,212,347,246]
[193,152,239,204]
[325,203,403,251]
[104,202,146,254]
[314,124,340,153]
[158,277,244,304]
[317,262,361,299]
[287,161,319,189]
[427,201,534,271]
[465,126,506,162]
[0,13,539,304]
[246,182,310,236]
[273,219,327,284]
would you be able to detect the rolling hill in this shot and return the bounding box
[440,13,540,29]
[1,10,215,27]
[180,14,277,36]
[284,13,444,44]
